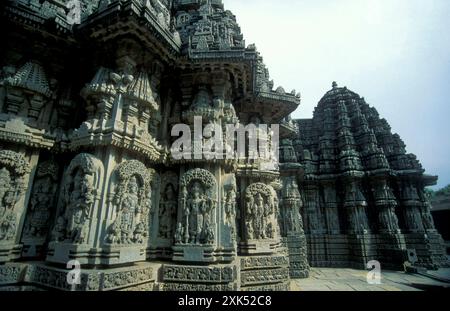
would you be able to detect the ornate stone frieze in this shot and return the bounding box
[23,263,154,291]
[162,265,234,283]
[239,256,289,270]
[240,267,289,286]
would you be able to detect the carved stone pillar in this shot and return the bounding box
[279,176,310,278]
[171,72,237,264]
[398,180,425,233]
[372,179,401,234]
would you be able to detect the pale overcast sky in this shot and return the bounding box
[225,0,450,190]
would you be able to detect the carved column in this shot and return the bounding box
[170,72,237,264]
[279,175,310,278]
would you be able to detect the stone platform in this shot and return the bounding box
[292,267,450,291]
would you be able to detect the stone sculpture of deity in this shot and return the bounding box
[0,168,12,219]
[51,153,102,245]
[176,168,217,246]
[118,176,140,243]
[26,176,53,237]
[184,181,213,244]
[158,183,177,239]
[0,168,15,241]
[105,160,153,246]
[66,169,94,244]
[245,183,277,240]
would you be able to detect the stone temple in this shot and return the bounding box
[0,0,447,291]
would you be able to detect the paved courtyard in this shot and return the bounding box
[291,268,450,291]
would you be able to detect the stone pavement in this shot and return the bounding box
[291,268,450,291]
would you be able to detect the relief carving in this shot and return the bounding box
[106,160,153,245]
[280,177,304,235]
[52,153,103,244]
[223,175,237,238]
[23,161,59,238]
[0,150,30,242]
[158,172,178,240]
[176,168,217,245]
[244,183,278,240]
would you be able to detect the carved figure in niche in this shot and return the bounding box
[0,168,13,220]
[252,193,266,238]
[106,160,153,245]
[223,176,237,238]
[245,183,277,240]
[158,183,177,239]
[66,169,94,244]
[24,161,59,238]
[0,151,31,242]
[52,216,66,242]
[224,187,237,225]
[174,223,184,244]
[119,176,140,243]
[26,176,53,237]
[52,153,102,244]
[185,182,214,244]
[177,168,217,245]
[280,177,303,235]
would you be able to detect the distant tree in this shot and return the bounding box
[425,188,436,200]
[435,184,450,196]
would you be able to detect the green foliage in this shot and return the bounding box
[425,188,436,199]
[435,184,450,196]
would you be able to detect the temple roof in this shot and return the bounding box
[3,0,300,121]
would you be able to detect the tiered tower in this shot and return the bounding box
[293,82,447,269]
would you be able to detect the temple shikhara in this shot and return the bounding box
[0,0,447,291]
